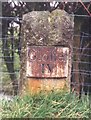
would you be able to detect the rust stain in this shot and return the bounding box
[27,78,67,94]
[27,78,42,94]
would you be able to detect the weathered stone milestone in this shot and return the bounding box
[20,9,74,94]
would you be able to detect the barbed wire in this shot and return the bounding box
[0,13,91,21]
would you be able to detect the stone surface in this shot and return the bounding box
[20,9,74,94]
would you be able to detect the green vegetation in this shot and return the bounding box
[1,91,90,118]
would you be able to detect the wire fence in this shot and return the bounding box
[0,14,91,96]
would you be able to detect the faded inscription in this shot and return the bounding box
[26,46,69,78]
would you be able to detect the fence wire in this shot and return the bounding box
[0,15,91,95]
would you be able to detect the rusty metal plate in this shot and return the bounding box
[26,46,69,78]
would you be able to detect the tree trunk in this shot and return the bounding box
[72,17,83,96]
[2,21,18,95]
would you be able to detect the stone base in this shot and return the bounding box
[26,78,68,94]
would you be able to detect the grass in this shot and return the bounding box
[1,91,90,119]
